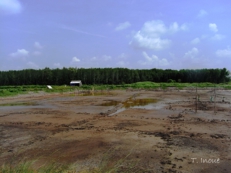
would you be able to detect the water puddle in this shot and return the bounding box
[99,100,119,106]
[99,98,158,116]
[99,98,157,108]
[123,98,157,108]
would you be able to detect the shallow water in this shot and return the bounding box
[99,100,119,106]
[123,98,157,108]
[99,98,158,107]
[105,98,159,116]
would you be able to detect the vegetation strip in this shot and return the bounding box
[1,81,231,97]
[0,67,229,85]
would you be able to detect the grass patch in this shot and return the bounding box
[1,81,231,97]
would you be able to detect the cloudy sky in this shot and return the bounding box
[1,0,231,70]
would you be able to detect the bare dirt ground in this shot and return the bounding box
[0,89,231,173]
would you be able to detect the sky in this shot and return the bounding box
[0,0,231,71]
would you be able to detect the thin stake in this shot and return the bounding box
[195,85,197,113]
[214,85,216,113]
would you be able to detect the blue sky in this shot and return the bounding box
[1,0,231,70]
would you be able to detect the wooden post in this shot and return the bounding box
[230,99,231,113]
[214,85,216,113]
[92,87,94,96]
[195,86,197,113]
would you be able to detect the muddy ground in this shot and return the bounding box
[0,89,231,173]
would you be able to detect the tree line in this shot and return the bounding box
[0,67,229,85]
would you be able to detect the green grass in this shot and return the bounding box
[84,81,231,90]
[1,81,231,97]
[0,85,73,97]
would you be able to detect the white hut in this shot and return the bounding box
[47,85,52,89]
[70,80,82,86]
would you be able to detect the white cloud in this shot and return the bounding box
[115,21,131,31]
[130,20,186,51]
[179,48,209,69]
[118,53,127,59]
[211,34,225,41]
[169,22,179,33]
[143,51,158,62]
[33,51,41,56]
[61,25,106,38]
[34,42,43,49]
[27,61,39,69]
[179,23,188,31]
[102,55,111,61]
[10,49,29,58]
[71,57,80,63]
[131,31,171,50]
[91,57,97,61]
[142,20,167,37]
[54,63,62,68]
[201,34,208,39]
[141,51,169,66]
[209,23,218,32]
[197,9,208,17]
[169,22,188,33]
[191,38,200,44]
[0,0,22,15]
[90,55,111,61]
[216,48,231,58]
[116,61,128,67]
[184,47,199,59]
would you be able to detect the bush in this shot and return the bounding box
[167,79,176,83]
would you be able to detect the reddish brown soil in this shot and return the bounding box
[0,89,231,172]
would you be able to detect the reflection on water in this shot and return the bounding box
[99,100,119,106]
[99,98,158,108]
[123,98,157,108]
[100,98,158,116]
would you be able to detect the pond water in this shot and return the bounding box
[99,98,159,116]
[99,98,158,108]
[99,100,119,106]
[123,98,157,108]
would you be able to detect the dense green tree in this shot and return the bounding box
[0,67,229,85]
